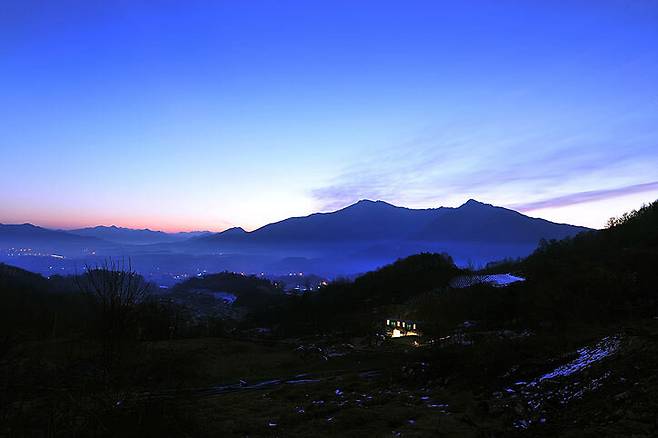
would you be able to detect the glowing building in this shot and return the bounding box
[385,319,420,337]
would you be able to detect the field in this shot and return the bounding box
[4,317,658,437]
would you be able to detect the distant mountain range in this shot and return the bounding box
[69,226,212,245]
[0,199,591,279]
[0,224,211,251]
[0,223,107,253]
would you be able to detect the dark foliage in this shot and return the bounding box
[518,200,658,325]
[273,253,461,336]
[0,264,93,343]
[172,271,281,300]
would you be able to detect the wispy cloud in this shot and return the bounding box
[311,119,658,211]
[508,181,658,211]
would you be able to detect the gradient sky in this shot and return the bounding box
[1,1,657,232]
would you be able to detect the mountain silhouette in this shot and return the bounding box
[413,199,590,243]
[69,225,211,245]
[195,199,588,246]
[0,223,108,253]
[0,200,592,277]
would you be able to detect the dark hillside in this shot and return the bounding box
[515,200,658,325]
[274,253,461,336]
[0,264,92,343]
[172,272,281,295]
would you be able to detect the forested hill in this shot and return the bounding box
[514,200,658,324]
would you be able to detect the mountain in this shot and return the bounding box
[211,226,247,239]
[197,200,442,245]
[0,223,109,254]
[195,199,589,246]
[255,200,441,242]
[0,200,593,278]
[175,199,592,275]
[68,225,212,245]
[413,199,591,244]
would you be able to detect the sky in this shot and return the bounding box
[1,0,657,232]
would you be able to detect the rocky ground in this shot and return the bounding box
[4,320,658,437]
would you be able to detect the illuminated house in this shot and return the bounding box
[385,319,420,338]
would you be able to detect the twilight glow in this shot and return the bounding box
[1,1,657,231]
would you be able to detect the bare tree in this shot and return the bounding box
[76,258,150,372]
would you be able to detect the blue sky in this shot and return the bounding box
[1,0,657,231]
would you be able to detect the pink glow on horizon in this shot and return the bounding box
[2,191,657,233]
[1,212,233,234]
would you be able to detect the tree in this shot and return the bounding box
[76,258,150,373]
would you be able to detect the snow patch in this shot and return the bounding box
[212,291,237,304]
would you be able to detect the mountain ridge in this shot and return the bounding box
[1,199,592,275]
[193,198,590,246]
[68,225,212,245]
[0,223,109,253]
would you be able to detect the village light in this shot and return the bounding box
[386,319,421,338]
